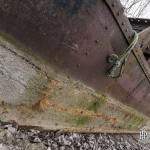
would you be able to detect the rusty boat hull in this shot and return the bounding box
[0,0,149,131]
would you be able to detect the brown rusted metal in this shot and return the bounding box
[0,0,149,117]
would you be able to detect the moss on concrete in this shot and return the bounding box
[23,72,48,104]
[72,116,90,126]
[0,31,27,52]
[87,95,107,113]
[126,115,144,129]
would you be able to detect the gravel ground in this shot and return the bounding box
[0,121,149,150]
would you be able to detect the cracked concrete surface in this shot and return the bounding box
[0,40,47,104]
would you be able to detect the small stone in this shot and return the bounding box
[33,137,41,143]
[6,130,14,144]
[0,144,9,150]
[7,127,16,134]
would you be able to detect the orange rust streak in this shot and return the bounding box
[33,97,117,125]
[32,79,117,125]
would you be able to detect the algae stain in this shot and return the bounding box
[126,115,144,129]
[87,95,107,113]
[73,116,90,126]
[73,94,108,127]
[0,31,37,59]
[22,72,48,104]
[118,114,145,129]
[88,100,100,113]
[0,31,26,51]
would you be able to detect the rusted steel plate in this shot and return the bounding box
[139,27,150,55]
[0,36,148,132]
[126,28,150,115]
[0,0,128,99]
[104,0,150,115]
[0,0,149,119]
[127,78,150,115]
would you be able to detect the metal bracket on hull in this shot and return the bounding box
[107,31,138,78]
[105,0,150,83]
